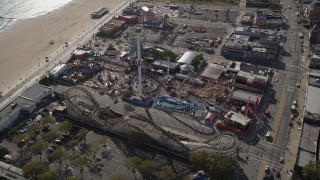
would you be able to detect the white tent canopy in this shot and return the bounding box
[180,64,194,72]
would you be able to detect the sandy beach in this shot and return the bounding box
[0,0,126,95]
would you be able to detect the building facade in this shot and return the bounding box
[307,0,320,25]
[309,24,320,45]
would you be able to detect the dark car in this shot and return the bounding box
[127,97,150,107]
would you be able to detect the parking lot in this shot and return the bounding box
[178,8,239,23]
[0,106,132,179]
[174,25,226,51]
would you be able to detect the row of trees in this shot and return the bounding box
[124,156,177,180]
[189,151,234,180]
[23,161,78,180]
[21,135,109,179]
[18,116,235,179]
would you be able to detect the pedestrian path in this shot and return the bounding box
[280,70,308,178]
[257,162,267,180]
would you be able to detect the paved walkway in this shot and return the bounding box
[280,55,310,178]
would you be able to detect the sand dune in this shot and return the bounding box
[0,0,126,94]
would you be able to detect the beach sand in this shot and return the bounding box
[0,0,126,94]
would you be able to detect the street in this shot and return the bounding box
[238,0,309,178]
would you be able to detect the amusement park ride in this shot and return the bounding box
[136,27,143,97]
[241,96,259,119]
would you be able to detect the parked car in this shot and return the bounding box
[266,132,271,139]
[48,146,56,153]
[280,157,284,164]
[127,97,150,107]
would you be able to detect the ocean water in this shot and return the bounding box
[0,0,72,32]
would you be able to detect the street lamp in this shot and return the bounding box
[167,56,170,77]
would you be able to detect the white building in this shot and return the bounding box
[49,63,68,78]
[0,84,51,131]
[20,84,52,104]
[0,97,36,131]
[177,51,198,65]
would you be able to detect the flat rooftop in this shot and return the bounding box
[309,76,320,88]
[224,111,251,126]
[296,148,316,167]
[239,63,270,75]
[232,89,262,103]
[224,34,251,50]
[200,63,225,80]
[299,122,320,153]
[153,60,179,69]
[0,96,34,123]
[20,84,51,101]
[241,16,252,22]
[236,70,269,82]
[305,85,320,115]
[312,53,320,59]
[310,69,320,77]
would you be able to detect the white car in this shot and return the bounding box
[280,157,284,164]
[266,132,271,138]
[265,166,270,172]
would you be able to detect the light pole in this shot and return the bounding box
[167,56,170,77]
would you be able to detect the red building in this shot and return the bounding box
[233,70,269,93]
[216,111,252,135]
[100,19,126,34]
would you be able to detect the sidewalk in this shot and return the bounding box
[280,63,309,178]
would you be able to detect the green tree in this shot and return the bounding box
[87,144,99,157]
[191,54,203,68]
[302,161,320,180]
[73,156,91,180]
[31,140,49,161]
[159,165,177,180]
[37,171,57,180]
[124,156,142,179]
[27,124,43,139]
[42,115,55,125]
[99,136,109,152]
[48,149,70,161]
[138,160,156,179]
[66,176,78,180]
[76,128,88,143]
[189,151,234,180]
[181,175,192,180]
[13,134,29,158]
[43,130,61,143]
[110,174,125,180]
[58,120,72,134]
[67,139,80,148]
[48,149,69,175]
[23,161,46,177]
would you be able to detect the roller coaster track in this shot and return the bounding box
[128,114,190,153]
[64,87,190,158]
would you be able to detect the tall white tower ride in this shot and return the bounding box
[136,27,143,97]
